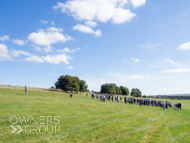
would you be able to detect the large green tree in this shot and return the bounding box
[101,83,126,95]
[55,75,88,92]
[116,86,122,95]
[79,80,88,92]
[131,88,142,97]
[101,83,117,94]
[120,86,130,95]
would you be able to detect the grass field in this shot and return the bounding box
[0,88,190,143]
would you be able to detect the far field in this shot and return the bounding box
[0,88,190,143]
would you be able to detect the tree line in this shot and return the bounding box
[100,83,129,95]
[156,95,190,100]
[100,83,142,97]
[55,75,142,97]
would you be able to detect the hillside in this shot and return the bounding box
[0,88,190,142]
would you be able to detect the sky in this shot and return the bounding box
[0,0,190,95]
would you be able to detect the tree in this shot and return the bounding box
[108,84,117,94]
[50,86,55,89]
[116,86,122,95]
[55,75,88,92]
[100,83,117,94]
[120,86,130,95]
[143,95,147,98]
[100,84,128,95]
[131,88,142,97]
[100,83,108,93]
[79,80,88,92]
[136,88,142,97]
[100,83,131,95]
[131,88,136,96]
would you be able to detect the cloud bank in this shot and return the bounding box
[53,0,147,24]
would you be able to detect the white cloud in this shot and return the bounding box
[135,59,140,62]
[73,24,102,37]
[0,44,31,61]
[24,55,43,63]
[112,8,135,24]
[12,39,25,46]
[57,47,81,53]
[131,58,139,62]
[66,66,73,69]
[117,0,128,7]
[28,27,73,52]
[130,0,146,8]
[94,30,102,37]
[138,43,163,50]
[11,50,31,57]
[32,44,42,52]
[0,35,10,41]
[24,54,72,64]
[162,69,190,73]
[0,42,74,65]
[85,21,97,27]
[47,27,63,32]
[40,20,49,24]
[53,0,137,24]
[177,42,190,50]
[0,43,13,61]
[166,59,182,68]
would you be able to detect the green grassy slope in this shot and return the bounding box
[0,88,190,143]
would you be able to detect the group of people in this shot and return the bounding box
[87,93,182,110]
[174,103,182,110]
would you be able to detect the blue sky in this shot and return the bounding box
[1,0,190,95]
